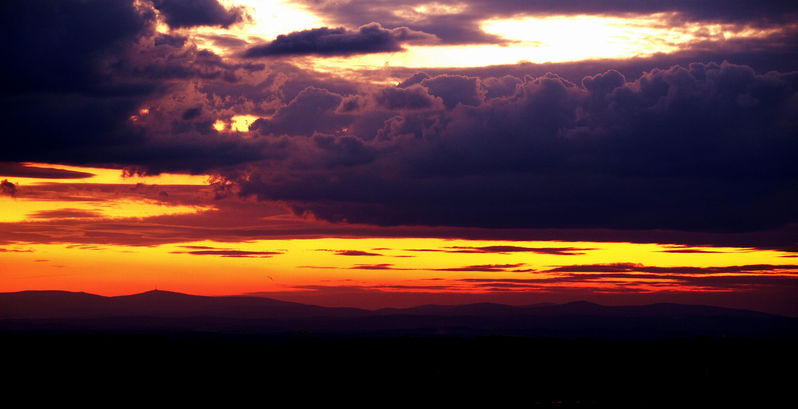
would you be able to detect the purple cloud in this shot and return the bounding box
[244,23,437,58]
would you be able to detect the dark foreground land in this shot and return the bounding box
[2,290,796,406]
[4,332,795,407]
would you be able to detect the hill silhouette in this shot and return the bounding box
[3,290,797,407]
[1,290,795,338]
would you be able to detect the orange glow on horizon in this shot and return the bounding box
[2,162,211,186]
[0,196,213,223]
[2,237,795,300]
[2,163,796,313]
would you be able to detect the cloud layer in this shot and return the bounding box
[237,62,798,233]
[295,0,798,45]
[244,23,437,57]
[1,0,797,241]
[153,0,245,28]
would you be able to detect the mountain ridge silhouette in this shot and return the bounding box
[2,290,795,338]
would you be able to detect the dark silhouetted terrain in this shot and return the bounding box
[3,290,796,407]
[1,290,795,338]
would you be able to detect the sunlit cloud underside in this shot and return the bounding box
[175,1,791,69]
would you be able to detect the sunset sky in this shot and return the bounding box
[1,0,797,315]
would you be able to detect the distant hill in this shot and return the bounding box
[1,290,795,338]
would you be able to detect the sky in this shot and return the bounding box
[1,0,797,315]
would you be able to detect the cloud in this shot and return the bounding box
[27,209,103,219]
[170,248,283,258]
[658,248,722,254]
[294,0,798,47]
[0,0,276,174]
[236,62,798,234]
[0,163,94,179]
[152,0,245,28]
[251,87,348,136]
[318,249,384,256]
[544,263,798,275]
[244,23,437,58]
[372,85,445,111]
[407,246,592,255]
[350,263,401,270]
[421,75,485,109]
[436,264,527,272]
[1,180,17,197]
[0,1,796,246]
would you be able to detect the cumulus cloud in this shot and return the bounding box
[0,0,275,173]
[244,23,437,58]
[251,87,349,136]
[152,0,245,28]
[1,0,797,244]
[421,75,485,109]
[234,62,798,233]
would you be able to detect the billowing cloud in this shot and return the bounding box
[152,0,245,29]
[420,75,485,109]
[0,0,273,173]
[244,23,437,58]
[236,62,798,234]
[1,0,797,251]
[251,87,348,136]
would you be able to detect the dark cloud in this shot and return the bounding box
[421,75,484,109]
[318,249,384,256]
[0,0,152,166]
[383,33,798,92]
[0,163,95,179]
[372,85,444,111]
[1,0,796,249]
[350,263,401,270]
[27,209,102,219]
[170,249,283,258]
[251,87,348,136]
[398,73,431,88]
[408,246,592,255]
[152,0,245,28]
[301,262,528,272]
[1,180,18,197]
[0,0,273,173]
[244,23,437,58]
[237,62,798,234]
[154,34,188,48]
[436,264,527,272]
[545,263,798,274]
[181,107,203,120]
[658,248,723,254]
[312,135,378,167]
[481,76,523,99]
